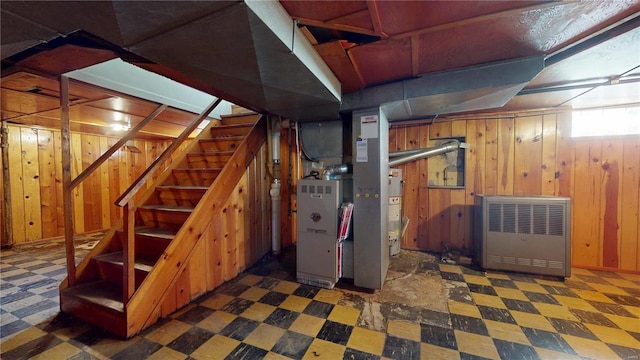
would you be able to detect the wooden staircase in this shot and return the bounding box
[60,113,267,338]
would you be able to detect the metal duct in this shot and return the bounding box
[389,140,462,167]
[0,1,341,122]
[341,56,544,122]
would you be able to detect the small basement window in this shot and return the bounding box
[571,105,640,137]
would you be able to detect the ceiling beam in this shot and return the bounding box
[299,26,318,45]
[347,46,367,88]
[411,36,419,77]
[365,0,388,38]
[295,17,380,37]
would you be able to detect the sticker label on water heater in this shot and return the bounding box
[361,115,378,138]
[356,138,368,163]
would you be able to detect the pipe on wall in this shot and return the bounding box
[388,140,463,167]
[270,117,282,254]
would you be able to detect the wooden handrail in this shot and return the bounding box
[70,104,168,190]
[115,98,222,207]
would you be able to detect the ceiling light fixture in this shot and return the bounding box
[110,117,131,132]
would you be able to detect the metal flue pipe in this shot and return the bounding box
[323,163,350,180]
[389,140,461,167]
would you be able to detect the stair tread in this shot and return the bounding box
[62,280,124,313]
[94,251,156,272]
[187,151,235,156]
[156,185,208,190]
[135,227,177,239]
[139,205,194,212]
[214,123,253,128]
[173,168,223,172]
[116,226,177,239]
[200,136,245,142]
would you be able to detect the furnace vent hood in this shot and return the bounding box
[1,0,341,122]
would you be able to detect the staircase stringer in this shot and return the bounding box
[125,115,267,337]
[58,119,221,291]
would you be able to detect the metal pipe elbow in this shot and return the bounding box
[322,163,350,180]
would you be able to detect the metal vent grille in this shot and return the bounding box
[517,257,531,266]
[518,204,531,234]
[533,259,547,267]
[548,260,564,269]
[488,202,565,236]
[503,204,516,233]
[533,204,547,235]
[549,205,564,236]
[477,195,570,277]
[489,203,502,232]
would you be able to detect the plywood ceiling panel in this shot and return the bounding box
[0,88,60,115]
[315,41,363,93]
[15,44,117,77]
[348,37,413,87]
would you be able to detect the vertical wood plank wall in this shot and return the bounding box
[278,124,300,250]
[3,124,185,244]
[159,143,271,314]
[390,111,640,272]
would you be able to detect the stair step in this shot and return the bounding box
[186,152,233,168]
[211,123,253,137]
[220,113,259,125]
[138,205,193,230]
[115,227,175,259]
[171,168,222,186]
[156,185,208,206]
[133,226,177,240]
[93,251,155,289]
[94,251,157,273]
[61,280,124,312]
[156,185,208,190]
[139,205,194,212]
[198,136,244,152]
[60,279,127,337]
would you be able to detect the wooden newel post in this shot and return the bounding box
[123,201,136,303]
[60,76,76,286]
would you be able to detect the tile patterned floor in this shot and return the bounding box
[1,239,640,360]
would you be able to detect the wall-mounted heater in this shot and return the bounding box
[473,195,571,277]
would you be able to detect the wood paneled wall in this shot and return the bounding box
[390,111,640,272]
[159,146,272,315]
[3,124,186,244]
[277,124,300,250]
